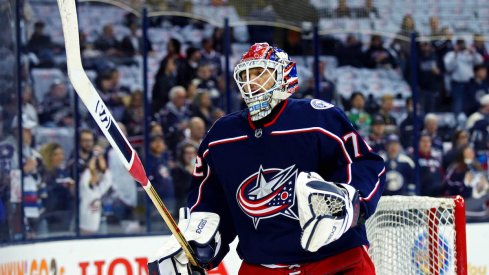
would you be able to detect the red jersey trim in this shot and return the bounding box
[247,99,289,130]
[360,167,386,202]
[190,165,211,212]
[191,135,248,211]
[208,135,249,147]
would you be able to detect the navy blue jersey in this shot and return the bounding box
[188,98,386,265]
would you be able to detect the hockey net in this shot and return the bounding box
[365,196,467,275]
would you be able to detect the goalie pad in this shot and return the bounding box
[148,208,221,275]
[296,172,360,252]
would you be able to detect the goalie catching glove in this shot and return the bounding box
[147,208,221,275]
[296,172,361,252]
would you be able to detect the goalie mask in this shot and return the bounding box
[233,43,298,121]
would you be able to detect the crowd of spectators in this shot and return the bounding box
[360,92,489,222]
[2,0,489,242]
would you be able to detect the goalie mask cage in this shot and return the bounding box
[365,196,467,275]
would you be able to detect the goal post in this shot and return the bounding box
[365,196,467,275]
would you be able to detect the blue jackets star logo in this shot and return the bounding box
[236,165,298,229]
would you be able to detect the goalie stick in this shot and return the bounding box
[55,0,204,270]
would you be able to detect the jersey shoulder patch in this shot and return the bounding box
[310,99,334,110]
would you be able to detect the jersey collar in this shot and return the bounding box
[247,99,289,130]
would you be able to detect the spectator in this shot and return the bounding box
[171,143,197,211]
[94,24,120,55]
[79,145,112,235]
[444,38,483,117]
[152,38,183,105]
[95,69,128,121]
[364,35,397,69]
[177,47,202,88]
[399,97,423,150]
[416,134,443,196]
[444,144,485,198]
[121,91,144,137]
[9,115,43,237]
[211,27,225,54]
[465,64,489,116]
[27,21,55,67]
[39,143,74,232]
[212,107,225,123]
[149,121,164,136]
[302,61,336,103]
[316,61,336,102]
[355,0,379,18]
[382,134,415,195]
[158,86,191,157]
[283,30,303,56]
[152,57,178,114]
[366,115,387,153]
[417,42,442,113]
[120,21,153,56]
[429,16,442,37]
[106,123,138,230]
[146,133,175,215]
[0,112,14,242]
[467,95,489,153]
[347,92,371,137]
[422,113,443,160]
[445,144,489,221]
[473,33,489,65]
[38,79,73,127]
[191,91,214,128]
[337,34,364,68]
[467,94,489,129]
[79,31,90,55]
[365,94,380,114]
[109,69,131,95]
[443,130,470,170]
[179,117,206,150]
[195,63,220,103]
[432,26,454,75]
[201,38,222,77]
[21,85,39,126]
[391,14,417,74]
[332,0,352,18]
[186,78,201,102]
[164,38,183,61]
[375,94,397,134]
[67,129,95,178]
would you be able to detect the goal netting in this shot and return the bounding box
[365,196,467,275]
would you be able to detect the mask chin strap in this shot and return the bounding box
[272,90,291,100]
[248,88,290,121]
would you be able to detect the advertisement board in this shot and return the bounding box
[0,223,487,275]
[0,236,241,275]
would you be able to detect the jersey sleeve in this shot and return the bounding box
[318,107,386,219]
[187,135,237,268]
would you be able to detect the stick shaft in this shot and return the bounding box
[56,0,200,267]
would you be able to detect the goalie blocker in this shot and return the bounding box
[148,208,221,275]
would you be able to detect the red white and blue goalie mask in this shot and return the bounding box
[233,43,298,121]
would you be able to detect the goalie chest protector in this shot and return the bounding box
[188,98,386,265]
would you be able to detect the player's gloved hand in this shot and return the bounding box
[147,207,221,275]
[296,172,361,252]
